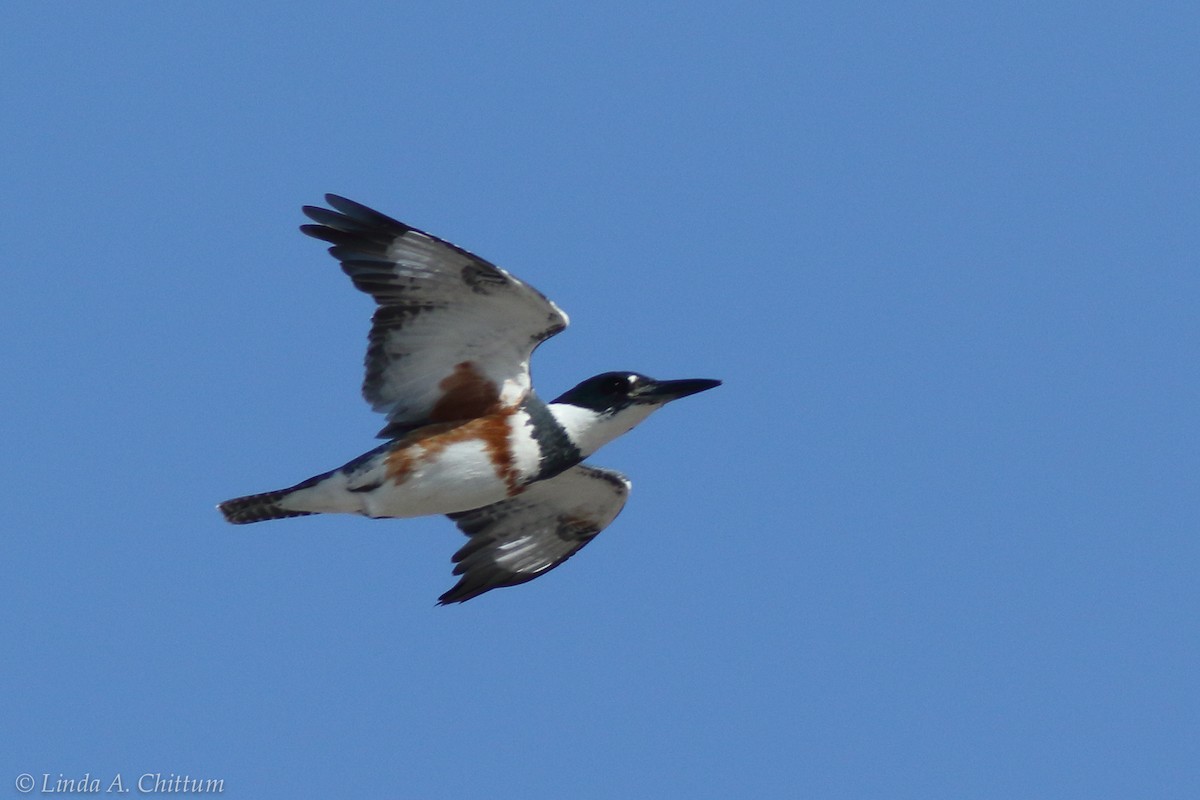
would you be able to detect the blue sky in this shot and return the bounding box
[2,3,1196,798]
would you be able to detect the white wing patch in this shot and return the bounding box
[439,465,632,603]
[301,195,568,436]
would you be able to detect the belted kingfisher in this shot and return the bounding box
[218,195,720,603]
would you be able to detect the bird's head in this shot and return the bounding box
[549,372,721,456]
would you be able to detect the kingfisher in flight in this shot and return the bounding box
[218,195,720,603]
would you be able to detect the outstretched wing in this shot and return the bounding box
[439,465,632,604]
[301,195,569,437]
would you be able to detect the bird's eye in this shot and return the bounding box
[605,375,633,394]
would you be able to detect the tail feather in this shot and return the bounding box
[218,489,316,524]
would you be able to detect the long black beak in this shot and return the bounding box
[633,378,722,403]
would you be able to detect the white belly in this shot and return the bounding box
[363,438,517,518]
[279,418,543,520]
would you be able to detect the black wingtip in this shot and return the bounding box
[303,194,412,237]
[298,222,332,240]
[436,584,476,605]
[300,206,328,224]
[436,571,521,605]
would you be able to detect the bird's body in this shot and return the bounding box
[219,195,718,603]
[225,399,559,522]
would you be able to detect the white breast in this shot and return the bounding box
[548,402,657,457]
[362,413,544,518]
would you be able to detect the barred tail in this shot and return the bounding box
[218,489,316,524]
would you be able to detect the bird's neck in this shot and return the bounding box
[545,402,655,459]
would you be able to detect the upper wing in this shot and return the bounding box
[301,195,569,436]
[439,465,632,604]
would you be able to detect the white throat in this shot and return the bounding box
[548,402,658,458]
